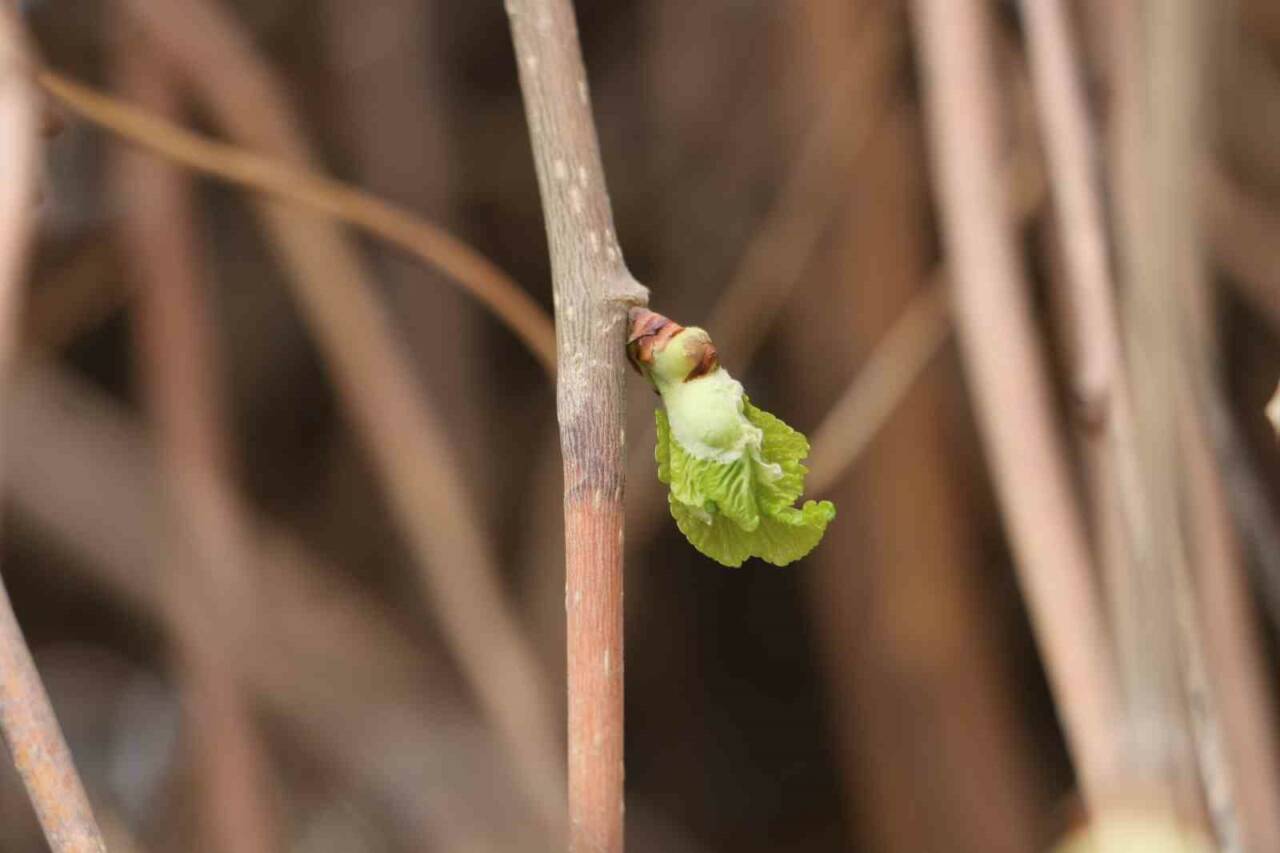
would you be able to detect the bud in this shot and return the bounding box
[626,307,718,385]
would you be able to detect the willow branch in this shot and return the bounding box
[909,0,1122,809]
[0,6,106,852]
[37,68,557,376]
[506,1,648,850]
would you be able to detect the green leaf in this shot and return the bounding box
[670,494,835,568]
[742,398,809,514]
[654,403,835,567]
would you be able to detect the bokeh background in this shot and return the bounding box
[2,0,1279,850]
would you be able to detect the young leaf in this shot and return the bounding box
[634,308,835,567]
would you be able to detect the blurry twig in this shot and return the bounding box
[4,363,547,851]
[910,0,1122,810]
[807,286,949,495]
[113,0,565,835]
[113,28,277,853]
[805,123,1046,499]
[0,6,106,852]
[1021,0,1159,798]
[38,68,558,376]
[1110,0,1237,839]
[705,5,900,364]
[505,0,649,848]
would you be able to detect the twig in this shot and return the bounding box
[1020,0,1163,800]
[37,68,557,376]
[1109,0,1237,837]
[1184,394,1280,853]
[0,6,106,852]
[112,26,277,853]
[4,362,552,850]
[114,0,566,835]
[908,0,1122,809]
[505,1,649,849]
[705,6,900,363]
[804,135,1047,500]
[807,286,949,495]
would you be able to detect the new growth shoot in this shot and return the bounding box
[628,308,836,567]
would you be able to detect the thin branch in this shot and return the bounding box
[807,286,949,495]
[1020,0,1163,797]
[112,0,566,835]
[705,6,901,362]
[908,0,1122,809]
[1110,0,1239,836]
[37,68,558,376]
[505,0,648,850]
[112,27,278,853]
[6,363,549,850]
[0,6,106,852]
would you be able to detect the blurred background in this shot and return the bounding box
[3,0,1280,850]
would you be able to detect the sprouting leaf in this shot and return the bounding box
[634,308,835,568]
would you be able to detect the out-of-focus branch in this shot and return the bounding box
[3,362,548,851]
[505,0,649,849]
[807,286,949,495]
[38,68,558,376]
[705,5,900,363]
[112,25,277,853]
[1020,0,1166,804]
[909,0,1122,810]
[805,139,1046,499]
[0,6,106,852]
[1109,0,1240,840]
[111,0,565,836]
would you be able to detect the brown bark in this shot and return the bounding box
[506,1,649,849]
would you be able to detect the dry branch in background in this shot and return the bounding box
[111,0,565,837]
[37,68,558,376]
[3,362,549,850]
[506,0,648,849]
[1017,0,1146,585]
[806,287,949,496]
[909,0,1122,811]
[112,26,277,853]
[704,3,901,363]
[1108,0,1247,842]
[0,5,106,852]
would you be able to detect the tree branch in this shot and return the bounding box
[506,1,648,850]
